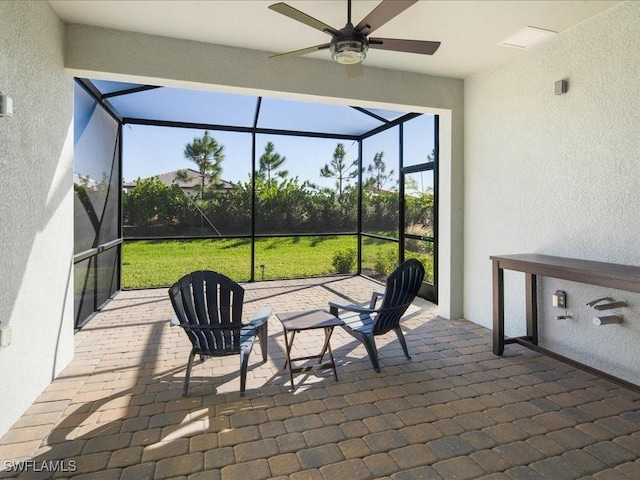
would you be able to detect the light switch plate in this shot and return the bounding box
[552,290,567,308]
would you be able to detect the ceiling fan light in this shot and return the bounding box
[330,40,368,65]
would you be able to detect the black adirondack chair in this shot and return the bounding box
[169,270,271,396]
[329,259,425,372]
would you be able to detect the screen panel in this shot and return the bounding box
[362,127,399,237]
[74,82,122,327]
[254,235,358,280]
[404,239,435,285]
[254,134,357,235]
[121,239,252,288]
[403,170,434,238]
[74,256,96,328]
[123,126,252,237]
[259,97,383,136]
[361,236,399,283]
[403,115,436,168]
[74,83,120,253]
[109,87,257,127]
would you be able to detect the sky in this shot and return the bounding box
[122,114,435,191]
[82,80,437,191]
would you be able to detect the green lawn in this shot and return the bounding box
[122,236,375,288]
[122,235,434,289]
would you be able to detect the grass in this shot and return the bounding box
[122,236,371,288]
[121,234,435,289]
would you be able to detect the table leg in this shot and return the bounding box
[526,273,538,345]
[321,327,338,381]
[318,326,333,363]
[493,260,505,355]
[282,329,296,389]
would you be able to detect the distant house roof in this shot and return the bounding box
[370,187,396,195]
[123,169,234,190]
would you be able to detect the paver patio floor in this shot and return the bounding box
[1,275,639,479]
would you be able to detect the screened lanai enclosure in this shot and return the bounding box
[73,79,438,328]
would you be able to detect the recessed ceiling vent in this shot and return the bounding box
[499,26,557,49]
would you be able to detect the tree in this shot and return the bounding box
[320,143,358,198]
[405,175,434,229]
[178,131,225,199]
[427,148,435,163]
[366,151,395,191]
[122,176,186,227]
[258,141,288,184]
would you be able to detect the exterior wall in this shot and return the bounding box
[63,25,465,320]
[464,2,640,383]
[0,2,74,436]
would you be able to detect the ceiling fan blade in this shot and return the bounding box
[269,3,340,36]
[355,0,418,36]
[269,43,331,60]
[369,38,441,55]
[345,63,363,78]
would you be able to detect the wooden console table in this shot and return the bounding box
[491,253,640,356]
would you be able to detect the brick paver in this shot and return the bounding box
[319,458,371,479]
[363,452,399,477]
[154,452,203,479]
[529,456,586,480]
[433,456,485,480]
[268,452,301,476]
[389,444,437,469]
[0,277,638,480]
[297,443,344,469]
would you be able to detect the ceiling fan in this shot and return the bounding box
[268,0,440,75]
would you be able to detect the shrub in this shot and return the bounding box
[332,248,356,274]
[373,249,398,276]
[406,253,434,284]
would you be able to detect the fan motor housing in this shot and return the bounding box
[330,26,369,64]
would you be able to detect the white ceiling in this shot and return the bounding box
[49,0,621,79]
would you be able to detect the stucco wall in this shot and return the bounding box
[464,1,640,383]
[0,2,74,437]
[63,25,465,320]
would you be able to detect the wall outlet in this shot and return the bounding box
[552,290,567,308]
[0,324,12,347]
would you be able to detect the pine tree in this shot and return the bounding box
[258,141,288,184]
[178,131,225,199]
[320,143,358,198]
[366,151,395,191]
